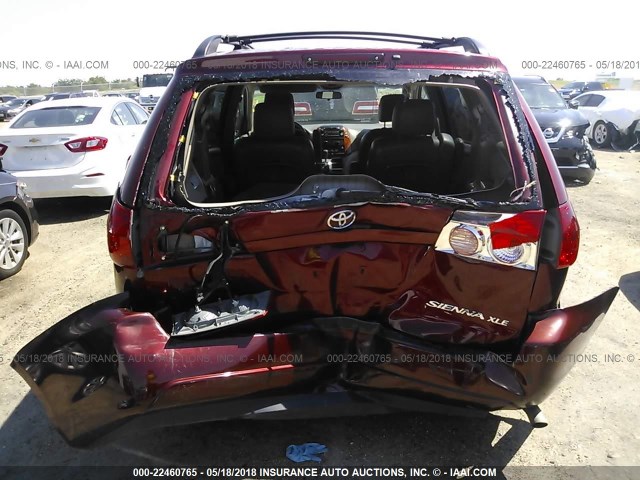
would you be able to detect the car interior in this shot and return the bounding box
[179,78,517,205]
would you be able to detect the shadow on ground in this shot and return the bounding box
[34,197,112,225]
[619,272,640,312]
[0,392,532,479]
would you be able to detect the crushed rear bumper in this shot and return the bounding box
[12,288,618,447]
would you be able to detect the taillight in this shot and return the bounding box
[64,136,108,153]
[0,144,7,156]
[557,202,579,268]
[435,210,546,270]
[352,100,379,115]
[294,102,312,116]
[107,196,135,267]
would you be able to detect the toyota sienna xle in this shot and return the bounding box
[12,32,618,446]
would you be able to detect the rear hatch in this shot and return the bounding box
[137,181,545,347]
[0,127,91,171]
[228,204,543,345]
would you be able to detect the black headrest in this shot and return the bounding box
[265,91,295,112]
[378,94,404,123]
[58,109,76,125]
[254,102,295,138]
[392,99,434,136]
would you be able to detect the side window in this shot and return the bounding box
[125,102,149,124]
[112,102,137,126]
[111,111,123,125]
[575,94,591,106]
[587,94,605,107]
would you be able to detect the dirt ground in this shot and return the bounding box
[0,149,638,478]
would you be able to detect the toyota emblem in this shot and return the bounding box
[327,210,356,230]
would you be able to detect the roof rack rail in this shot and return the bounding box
[192,31,488,58]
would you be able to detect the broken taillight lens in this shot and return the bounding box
[435,210,546,270]
[557,201,579,268]
[107,196,134,268]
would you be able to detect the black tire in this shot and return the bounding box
[0,209,29,280]
[592,121,611,148]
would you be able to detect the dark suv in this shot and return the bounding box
[558,81,605,100]
[514,76,596,184]
[12,32,618,446]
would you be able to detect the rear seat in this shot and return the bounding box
[344,94,404,174]
[233,100,315,200]
[367,99,455,194]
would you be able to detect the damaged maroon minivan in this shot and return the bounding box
[13,32,618,446]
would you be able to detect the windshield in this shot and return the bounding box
[563,82,585,90]
[11,106,101,128]
[288,86,382,124]
[142,74,172,88]
[516,82,566,109]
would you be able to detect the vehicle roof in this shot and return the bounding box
[25,97,136,109]
[186,47,507,74]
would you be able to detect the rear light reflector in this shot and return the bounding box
[0,144,7,156]
[107,196,135,268]
[435,210,546,270]
[490,244,528,265]
[557,202,579,268]
[65,136,108,153]
[449,225,483,256]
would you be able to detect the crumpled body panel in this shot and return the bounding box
[12,288,617,446]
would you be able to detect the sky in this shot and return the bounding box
[1,0,637,87]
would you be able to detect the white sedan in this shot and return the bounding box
[0,97,149,198]
[573,90,640,148]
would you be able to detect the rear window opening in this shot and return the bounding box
[175,77,524,207]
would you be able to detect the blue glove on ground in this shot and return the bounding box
[286,443,328,462]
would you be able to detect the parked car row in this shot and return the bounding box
[0,91,143,120]
[0,96,44,121]
[514,76,596,184]
[0,97,149,199]
[0,95,150,278]
[514,76,640,182]
[558,81,606,100]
